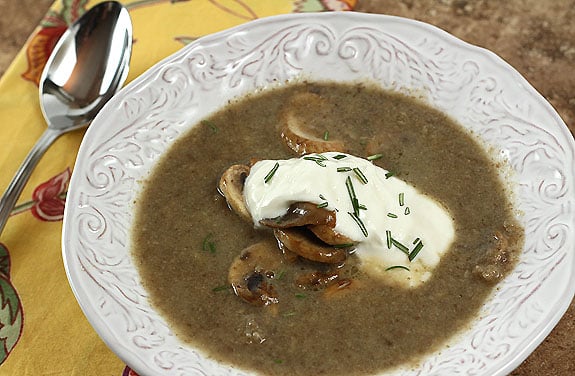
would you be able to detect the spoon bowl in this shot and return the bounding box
[41,1,132,130]
[0,1,132,234]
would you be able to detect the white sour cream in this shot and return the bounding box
[244,152,455,288]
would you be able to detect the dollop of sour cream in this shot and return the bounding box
[244,152,455,288]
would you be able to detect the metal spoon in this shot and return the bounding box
[0,1,132,235]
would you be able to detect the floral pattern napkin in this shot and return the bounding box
[0,0,356,374]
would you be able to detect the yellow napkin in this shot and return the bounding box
[0,0,356,374]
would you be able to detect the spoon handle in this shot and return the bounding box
[0,128,63,235]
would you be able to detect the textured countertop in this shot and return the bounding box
[1,0,573,375]
[355,2,574,375]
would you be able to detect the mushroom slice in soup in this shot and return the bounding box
[280,92,347,155]
[323,278,362,299]
[274,227,348,264]
[295,269,340,289]
[218,164,252,222]
[228,239,283,308]
[474,226,520,283]
[308,223,355,246]
[259,201,336,228]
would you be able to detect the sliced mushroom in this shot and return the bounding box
[474,229,514,283]
[323,278,362,299]
[259,202,336,228]
[274,227,348,264]
[218,164,252,222]
[280,92,346,155]
[308,224,355,246]
[228,240,283,307]
[295,270,340,290]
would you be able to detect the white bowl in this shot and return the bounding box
[62,12,575,376]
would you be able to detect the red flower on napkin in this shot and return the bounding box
[30,168,71,222]
[122,366,140,376]
[22,0,89,85]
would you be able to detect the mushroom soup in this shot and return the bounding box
[132,82,524,375]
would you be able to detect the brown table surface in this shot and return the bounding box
[2,0,573,375]
[355,2,575,375]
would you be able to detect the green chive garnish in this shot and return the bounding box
[391,238,410,255]
[367,154,383,161]
[319,194,326,200]
[386,230,392,249]
[358,203,367,210]
[387,213,398,218]
[333,154,347,160]
[353,167,368,184]
[348,212,368,237]
[201,119,218,133]
[399,192,405,206]
[337,167,352,172]
[385,171,395,179]
[412,237,420,245]
[404,207,411,215]
[323,131,329,141]
[352,198,361,213]
[334,242,356,248]
[409,241,424,262]
[295,293,307,299]
[303,154,327,167]
[385,265,410,272]
[212,284,231,292]
[345,176,359,215]
[317,202,328,208]
[264,162,279,183]
[202,233,216,253]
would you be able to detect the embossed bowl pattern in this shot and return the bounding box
[62,12,575,376]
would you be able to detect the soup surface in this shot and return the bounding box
[132,82,524,375]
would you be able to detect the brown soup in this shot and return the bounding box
[132,82,523,375]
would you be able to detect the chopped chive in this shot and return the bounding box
[409,241,424,262]
[264,162,279,183]
[386,230,392,249]
[399,192,405,206]
[337,167,352,172]
[404,207,411,215]
[323,130,329,141]
[319,194,326,200]
[282,311,296,317]
[305,153,327,161]
[353,198,361,214]
[333,242,355,248]
[387,213,398,218]
[358,203,367,210]
[332,154,347,160]
[273,359,284,364]
[202,233,216,253]
[391,238,410,255]
[412,237,420,245]
[348,212,368,237]
[212,284,231,292]
[353,167,369,184]
[303,154,327,167]
[295,293,307,299]
[367,153,383,161]
[317,202,328,208]
[385,171,395,179]
[385,265,410,272]
[201,119,218,133]
[345,176,359,215]
[275,270,286,280]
